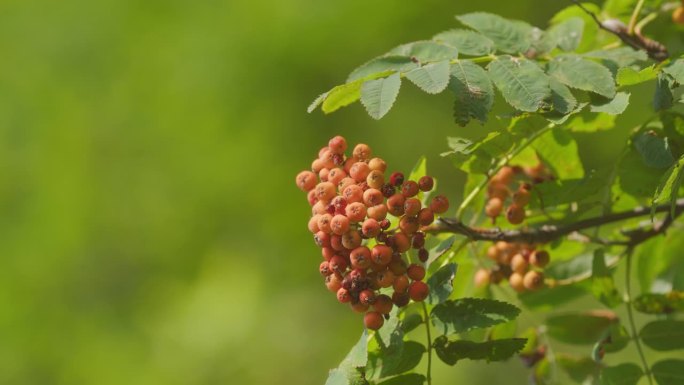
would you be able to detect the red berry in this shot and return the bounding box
[363,188,384,207]
[371,245,392,266]
[379,218,391,230]
[388,258,407,276]
[407,264,426,281]
[412,234,425,249]
[328,136,347,154]
[364,311,384,330]
[403,198,421,217]
[351,301,370,313]
[376,270,395,288]
[417,208,435,226]
[530,250,550,268]
[392,291,410,307]
[381,183,395,198]
[367,204,388,221]
[393,274,410,293]
[350,246,372,269]
[314,231,330,248]
[373,294,393,314]
[359,290,376,305]
[389,172,405,187]
[296,171,318,192]
[320,261,333,276]
[408,281,429,302]
[418,176,434,192]
[506,204,526,225]
[387,194,406,216]
[337,288,351,303]
[401,181,419,197]
[399,216,419,235]
[325,274,342,292]
[430,195,449,214]
[361,218,381,238]
[329,255,348,272]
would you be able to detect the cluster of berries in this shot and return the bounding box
[485,164,552,225]
[474,241,549,292]
[296,136,449,330]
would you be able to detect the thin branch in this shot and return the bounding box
[628,0,647,35]
[425,199,684,245]
[623,246,654,385]
[422,302,433,385]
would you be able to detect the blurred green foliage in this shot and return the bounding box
[0,1,681,384]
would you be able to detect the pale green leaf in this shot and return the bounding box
[546,17,584,52]
[388,41,458,63]
[590,92,630,115]
[449,60,494,125]
[361,73,402,120]
[405,60,450,94]
[652,155,684,218]
[548,54,616,98]
[633,131,674,169]
[432,29,494,56]
[348,56,418,82]
[532,126,584,179]
[663,59,684,84]
[308,91,329,113]
[456,12,531,54]
[426,263,457,305]
[591,249,622,308]
[487,55,551,112]
[617,65,658,86]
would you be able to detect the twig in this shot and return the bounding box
[425,199,684,245]
[422,302,433,385]
[623,246,654,385]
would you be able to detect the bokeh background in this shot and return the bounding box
[0,1,679,384]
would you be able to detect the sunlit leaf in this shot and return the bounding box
[547,54,616,98]
[546,310,618,345]
[426,263,457,305]
[432,29,495,56]
[488,55,551,112]
[431,298,520,335]
[456,13,531,54]
[361,73,402,119]
[433,336,526,365]
[406,60,450,94]
[449,60,495,125]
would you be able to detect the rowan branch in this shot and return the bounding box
[424,198,684,245]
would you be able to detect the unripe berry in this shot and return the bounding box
[399,216,419,235]
[337,287,351,303]
[361,218,381,238]
[364,311,384,330]
[506,204,526,225]
[359,290,376,305]
[523,270,544,291]
[353,143,372,161]
[430,195,450,214]
[366,170,385,189]
[350,246,372,269]
[394,233,411,253]
[349,162,371,182]
[487,245,500,261]
[474,268,490,287]
[408,281,429,302]
[330,215,351,235]
[345,202,367,223]
[387,194,406,216]
[418,176,434,192]
[325,274,342,292]
[392,291,410,307]
[368,158,387,172]
[296,171,318,192]
[530,250,550,268]
[342,230,362,249]
[404,198,421,217]
[509,272,525,292]
[320,261,332,276]
[486,197,504,218]
[407,264,426,281]
[487,183,510,200]
[376,269,395,288]
[328,135,347,154]
[327,168,346,186]
[373,294,393,314]
[363,188,384,207]
[418,248,429,262]
[371,245,393,266]
[389,172,405,187]
[511,253,529,274]
[674,6,684,24]
[401,181,419,197]
[314,182,336,202]
[367,204,388,220]
[491,166,515,185]
[513,185,531,206]
[417,208,435,226]
[380,183,395,198]
[393,275,410,293]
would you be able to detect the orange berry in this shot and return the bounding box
[353,143,372,161]
[417,208,435,225]
[506,204,526,225]
[367,204,388,220]
[474,268,490,287]
[673,6,684,24]
[387,194,406,216]
[523,271,544,291]
[328,136,347,154]
[364,311,384,330]
[393,274,410,293]
[366,170,385,189]
[408,281,429,302]
[404,198,421,217]
[349,162,371,182]
[430,195,449,214]
[511,253,529,274]
[296,171,318,192]
[368,158,387,172]
[407,264,426,281]
[363,188,384,207]
[509,272,525,292]
[330,214,350,235]
[485,197,504,218]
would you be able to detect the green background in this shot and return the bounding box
[0,1,678,384]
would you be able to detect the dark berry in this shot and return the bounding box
[418,248,429,263]
[389,172,405,187]
[381,183,395,198]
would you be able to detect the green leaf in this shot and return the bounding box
[652,156,684,218]
[590,92,630,115]
[426,263,457,305]
[426,236,456,267]
[405,60,450,94]
[663,59,684,84]
[376,341,425,378]
[551,3,600,53]
[432,29,494,56]
[322,79,365,114]
[546,310,618,345]
[547,55,616,98]
[433,336,526,365]
[549,78,577,115]
[591,249,622,308]
[593,323,631,358]
[636,229,684,293]
[361,73,402,120]
[556,354,598,383]
[519,283,590,311]
[376,310,404,359]
[532,126,584,179]
[400,313,424,334]
[652,359,684,385]
[326,330,369,385]
[639,320,684,351]
[600,363,643,385]
[633,131,675,169]
[617,65,658,87]
[633,291,684,314]
[388,41,458,63]
[456,12,531,54]
[430,298,520,335]
[308,91,329,113]
[583,47,648,69]
[375,373,425,385]
[487,55,551,112]
[654,73,675,112]
[545,17,584,52]
[348,56,417,82]
[449,60,494,125]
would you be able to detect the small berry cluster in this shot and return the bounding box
[296,136,449,330]
[474,241,549,292]
[485,164,552,225]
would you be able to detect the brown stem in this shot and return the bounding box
[424,199,684,245]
